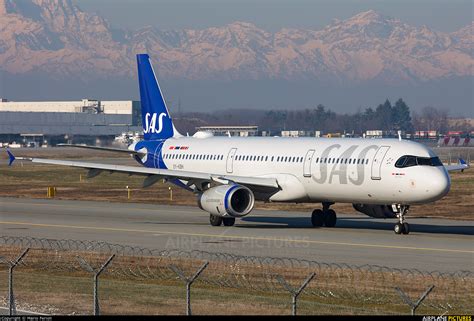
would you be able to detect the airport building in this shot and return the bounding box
[0,98,142,146]
[195,126,259,137]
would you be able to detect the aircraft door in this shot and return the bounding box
[371,146,390,180]
[226,148,238,173]
[303,149,315,177]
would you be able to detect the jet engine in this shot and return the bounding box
[198,184,255,217]
[352,204,397,218]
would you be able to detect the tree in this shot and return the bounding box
[375,99,393,130]
[412,106,448,133]
[392,98,413,132]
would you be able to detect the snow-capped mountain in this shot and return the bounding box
[0,0,472,84]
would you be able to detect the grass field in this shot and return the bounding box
[0,148,473,220]
[0,245,471,315]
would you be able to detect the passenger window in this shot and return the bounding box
[271,156,274,161]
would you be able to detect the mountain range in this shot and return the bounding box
[0,0,472,115]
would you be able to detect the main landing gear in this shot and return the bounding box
[209,214,235,227]
[311,202,337,228]
[394,205,410,235]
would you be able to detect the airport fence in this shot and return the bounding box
[0,236,472,315]
[432,147,472,165]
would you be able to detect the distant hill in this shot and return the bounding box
[0,0,472,115]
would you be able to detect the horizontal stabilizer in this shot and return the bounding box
[444,158,470,172]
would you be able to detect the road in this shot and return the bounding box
[0,197,472,273]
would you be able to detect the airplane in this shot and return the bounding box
[6,54,469,235]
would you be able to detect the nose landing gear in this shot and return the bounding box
[394,205,410,235]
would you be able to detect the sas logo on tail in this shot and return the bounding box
[144,112,167,134]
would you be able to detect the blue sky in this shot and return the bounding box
[76,0,472,32]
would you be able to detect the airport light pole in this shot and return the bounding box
[0,248,30,316]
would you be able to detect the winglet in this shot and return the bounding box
[6,149,15,166]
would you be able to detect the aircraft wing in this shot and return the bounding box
[12,155,280,191]
[57,144,143,156]
[444,158,469,172]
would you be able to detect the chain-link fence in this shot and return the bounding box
[0,236,472,315]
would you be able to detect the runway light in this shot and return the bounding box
[126,186,131,200]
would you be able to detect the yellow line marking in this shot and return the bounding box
[3,200,189,213]
[0,221,472,254]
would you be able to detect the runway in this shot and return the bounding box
[0,197,472,273]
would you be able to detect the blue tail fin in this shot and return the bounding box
[136,54,181,140]
[6,149,15,166]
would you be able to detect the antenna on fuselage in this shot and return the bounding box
[398,130,402,141]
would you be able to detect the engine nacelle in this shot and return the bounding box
[352,204,397,218]
[198,184,255,217]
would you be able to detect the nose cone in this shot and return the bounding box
[428,168,450,201]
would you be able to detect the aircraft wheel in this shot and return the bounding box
[402,222,410,235]
[311,209,324,227]
[223,217,236,226]
[324,209,337,227]
[210,214,223,226]
[394,223,403,234]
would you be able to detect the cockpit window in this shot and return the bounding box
[395,155,443,168]
[404,156,417,167]
[395,156,407,167]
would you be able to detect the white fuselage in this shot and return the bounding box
[136,136,450,205]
